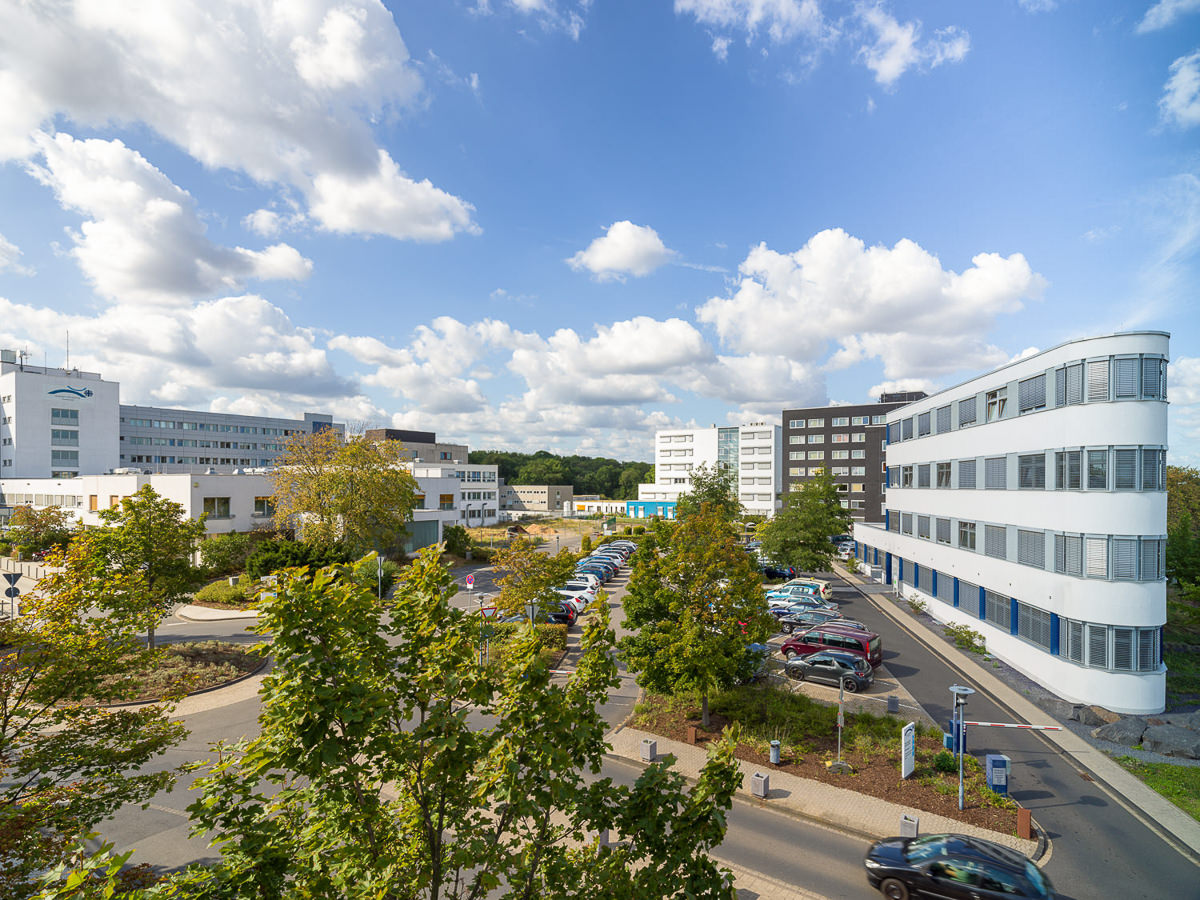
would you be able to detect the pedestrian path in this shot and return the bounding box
[175,603,259,621]
[837,562,1200,861]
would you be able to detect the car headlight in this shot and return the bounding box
[864,858,883,869]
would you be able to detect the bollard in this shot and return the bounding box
[686,725,698,744]
[769,740,781,764]
[887,695,900,714]
[640,738,657,762]
[899,813,919,837]
[1017,808,1032,840]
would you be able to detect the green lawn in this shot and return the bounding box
[1114,756,1200,822]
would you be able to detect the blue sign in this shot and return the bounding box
[47,386,93,399]
[4,587,19,599]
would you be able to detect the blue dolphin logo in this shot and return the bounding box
[47,386,94,399]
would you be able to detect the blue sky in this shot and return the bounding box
[0,0,1197,462]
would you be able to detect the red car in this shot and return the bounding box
[780,624,882,668]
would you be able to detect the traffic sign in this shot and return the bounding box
[2,573,18,586]
[4,587,19,599]
[465,574,475,589]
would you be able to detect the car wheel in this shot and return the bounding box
[781,648,796,660]
[782,623,793,634]
[786,668,804,682]
[878,878,909,900]
[842,678,859,694]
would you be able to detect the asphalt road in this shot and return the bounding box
[824,575,1199,898]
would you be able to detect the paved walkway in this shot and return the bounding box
[607,727,1038,857]
[175,603,259,621]
[836,562,1200,860]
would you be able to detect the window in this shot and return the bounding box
[984,456,1007,490]
[203,497,231,518]
[959,521,976,550]
[917,515,931,539]
[788,435,802,444]
[851,432,866,442]
[1066,620,1085,663]
[1139,628,1160,670]
[1018,453,1045,489]
[886,466,898,487]
[1086,537,1108,577]
[986,387,1007,422]
[50,450,78,465]
[902,513,913,534]
[1112,538,1138,579]
[958,459,977,489]
[918,464,931,488]
[851,466,866,476]
[1141,537,1165,581]
[439,494,455,511]
[789,419,803,428]
[1114,449,1138,490]
[88,495,98,512]
[936,462,951,488]
[830,450,849,459]
[832,466,850,476]
[1142,449,1164,491]
[807,434,824,444]
[888,423,900,443]
[788,451,804,460]
[1056,450,1081,490]
[51,408,79,424]
[1017,603,1052,650]
[872,414,887,424]
[50,429,79,446]
[1018,374,1046,413]
[808,450,824,460]
[849,482,864,492]
[901,465,913,488]
[1087,450,1108,489]
[902,417,914,440]
[807,418,825,428]
[984,524,1007,559]
[851,415,868,425]
[936,405,951,433]
[1055,534,1083,576]
[1056,363,1084,406]
[253,496,274,517]
[917,411,931,436]
[959,396,977,426]
[831,416,849,427]
[1142,357,1165,399]
[1018,530,1045,568]
[936,518,951,544]
[831,433,849,443]
[851,449,866,459]
[889,513,900,532]
[985,590,1010,629]
[1113,357,1139,399]
[1087,359,1109,401]
[1088,624,1108,668]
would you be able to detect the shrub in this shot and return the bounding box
[246,539,353,579]
[581,535,592,553]
[200,532,254,577]
[633,525,645,535]
[443,524,471,557]
[944,622,987,654]
[193,580,251,606]
[932,750,957,773]
[623,526,632,535]
[350,555,402,597]
[907,595,928,615]
[0,541,10,557]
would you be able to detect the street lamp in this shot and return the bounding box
[949,684,975,811]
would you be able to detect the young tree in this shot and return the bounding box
[6,505,73,552]
[673,463,741,523]
[620,507,774,727]
[52,549,744,898]
[757,467,852,574]
[271,430,420,555]
[1167,511,1200,585]
[1,535,185,900]
[491,537,578,619]
[93,485,208,649]
[1168,465,1200,532]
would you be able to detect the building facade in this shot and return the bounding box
[853,333,1169,714]
[362,429,468,464]
[411,463,500,527]
[120,406,343,473]
[499,484,573,517]
[638,423,782,517]
[781,393,925,524]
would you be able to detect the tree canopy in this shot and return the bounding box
[6,504,73,552]
[756,467,851,574]
[271,430,420,555]
[619,509,774,726]
[491,537,579,619]
[468,449,652,499]
[673,463,741,524]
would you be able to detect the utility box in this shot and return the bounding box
[750,772,769,798]
[899,813,919,837]
[986,754,1011,796]
[640,739,657,762]
[945,719,966,754]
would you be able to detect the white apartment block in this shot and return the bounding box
[411,463,500,527]
[853,332,1169,715]
[638,423,782,517]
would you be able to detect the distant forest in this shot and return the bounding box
[468,450,653,500]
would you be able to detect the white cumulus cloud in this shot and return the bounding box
[856,6,969,89]
[567,221,677,280]
[1160,50,1200,129]
[1137,0,1200,33]
[675,0,827,45]
[0,232,31,275]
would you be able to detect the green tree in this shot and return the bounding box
[619,508,774,727]
[515,454,570,486]
[441,523,471,557]
[1167,511,1200,585]
[7,505,73,553]
[271,430,419,555]
[52,550,743,898]
[757,467,851,574]
[673,463,740,524]
[94,485,208,649]
[198,531,254,577]
[492,537,578,619]
[1168,466,1200,532]
[1,534,186,900]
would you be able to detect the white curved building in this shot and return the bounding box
[853,332,1169,714]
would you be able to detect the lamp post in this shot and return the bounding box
[949,684,975,811]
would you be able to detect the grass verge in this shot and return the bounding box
[1113,756,1200,822]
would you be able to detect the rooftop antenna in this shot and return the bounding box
[18,348,28,370]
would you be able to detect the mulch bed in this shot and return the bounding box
[91,641,267,705]
[635,696,1020,836]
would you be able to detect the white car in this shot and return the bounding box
[554,586,596,614]
[566,573,601,591]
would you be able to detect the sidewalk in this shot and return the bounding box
[607,727,1038,857]
[175,603,259,622]
[837,562,1200,861]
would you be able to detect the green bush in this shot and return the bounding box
[623,526,632,535]
[200,532,254,577]
[443,524,471,557]
[351,555,402,597]
[581,535,592,553]
[633,525,645,535]
[0,541,10,557]
[246,539,354,579]
[193,580,251,606]
[944,622,987,654]
[932,750,957,773]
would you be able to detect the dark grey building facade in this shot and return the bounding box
[781,392,926,524]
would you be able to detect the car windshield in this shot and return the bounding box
[905,835,954,863]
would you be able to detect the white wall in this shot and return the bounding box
[1,367,119,478]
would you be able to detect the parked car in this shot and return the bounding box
[566,573,601,591]
[780,624,882,668]
[864,833,1056,899]
[546,600,577,627]
[735,642,773,684]
[554,588,594,614]
[784,650,873,692]
[778,611,867,634]
[761,563,796,580]
[767,592,838,612]
[780,578,833,601]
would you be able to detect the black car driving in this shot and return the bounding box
[864,833,1055,899]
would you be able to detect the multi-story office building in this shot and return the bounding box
[499,484,574,517]
[781,393,925,523]
[411,463,500,527]
[0,352,121,478]
[853,333,1169,714]
[120,406,343,473]
[362,428,468,464]
[638,423,782,517]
